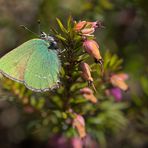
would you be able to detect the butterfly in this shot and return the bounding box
[0,32,61,92]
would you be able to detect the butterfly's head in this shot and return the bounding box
[40,32,58,48]
[40,32,48,40]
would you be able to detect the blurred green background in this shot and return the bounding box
[0,0,148,148]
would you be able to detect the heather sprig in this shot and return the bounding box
[51,17,129,139]
[0,17,129,146]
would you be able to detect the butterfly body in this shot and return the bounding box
[0,35,61,92]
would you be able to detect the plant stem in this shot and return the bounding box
[63,37,76,110]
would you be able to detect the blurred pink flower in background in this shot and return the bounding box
[47,135,70,148]
[47,135,98,148]
[109,87,122,101]
[71,137,83,148]
[110,73,129,91]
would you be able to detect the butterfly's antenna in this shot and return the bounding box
[37,20,41,34]
[20,25,38,36]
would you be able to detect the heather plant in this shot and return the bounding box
[0,17,129,147]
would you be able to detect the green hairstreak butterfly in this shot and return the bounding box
[0,32,61,92]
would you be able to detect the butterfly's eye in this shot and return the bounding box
[50,41,58,49]
[53,41,57,47]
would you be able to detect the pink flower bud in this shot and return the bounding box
[73,115,86,138]
[109,87,122,102]
[81,28,95,36]
[110,73,129,91]
[83,40,102,63]
[80,62,93,82]
[75,21,87,31]
[80,87,97,103]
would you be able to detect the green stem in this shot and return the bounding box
[63,40,76,110]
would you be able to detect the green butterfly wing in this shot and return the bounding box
[0,39,61,92]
